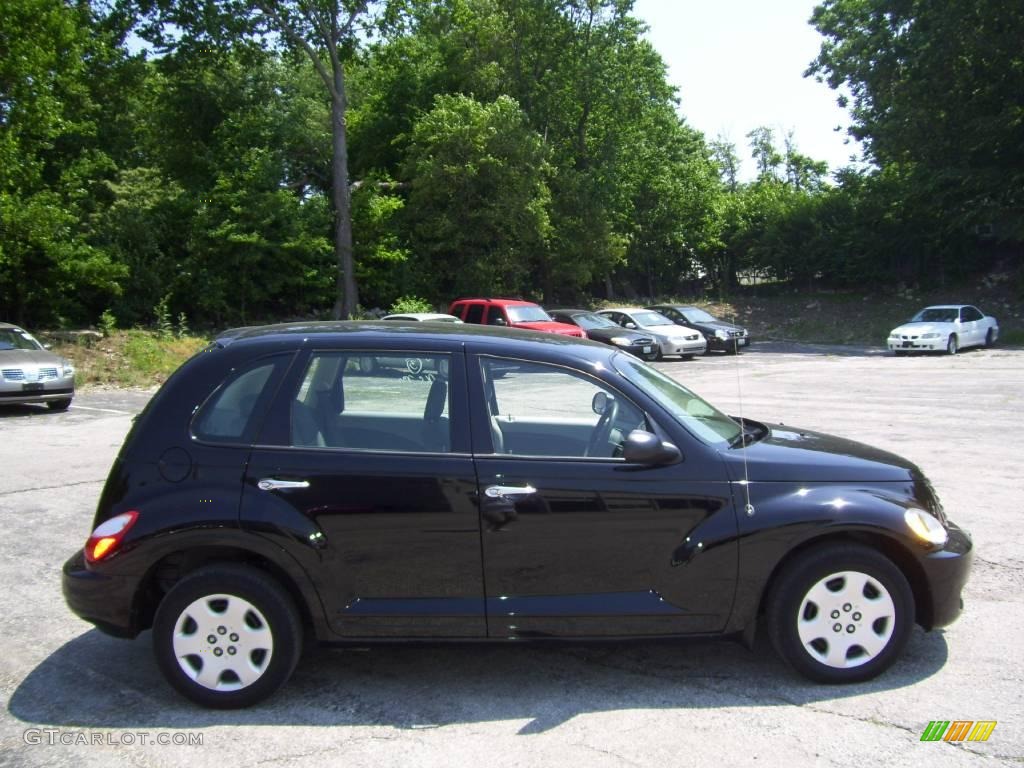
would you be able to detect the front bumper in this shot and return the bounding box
[919,522,973,629]
[708,335,750,352]
[0,375,74,405]
[62,549,141,638]
[618,341,658,360]
[888,338,944,352]
[660,339,707,357]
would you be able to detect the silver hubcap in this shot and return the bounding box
[797,571,895,669]
[172,594,274,691]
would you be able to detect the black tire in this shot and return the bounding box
[153,564,303,708]
[946,335,958,355]
[46,398,72,411]
[766,544,914,683]
[893,350,906,357]
[655,349,664,361]
[682,354,695,361]
[985,329,995,348]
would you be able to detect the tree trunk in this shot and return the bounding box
[330,61,357,320]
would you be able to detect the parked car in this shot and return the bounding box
[548,308,659,360]
[448,298,585,338]
[596,308,707,359]
[381,312,462,323]
[887,305,999,355]
[646,304,750,354]
[63,321,971,707]
[0,322,75,411]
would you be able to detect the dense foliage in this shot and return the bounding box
[1,0,1019,329]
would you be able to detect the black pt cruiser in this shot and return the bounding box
[63,322,972,708]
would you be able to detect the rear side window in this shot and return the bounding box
[289,352,452,453]
[193,356,288,442]
[465,304,485,324]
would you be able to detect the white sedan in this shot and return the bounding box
[887,304,999,355]
[596,308,707,359]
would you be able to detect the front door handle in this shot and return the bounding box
[484,484,536,499]
[258,478,310,491]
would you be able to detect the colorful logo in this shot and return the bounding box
[921,721,997,742]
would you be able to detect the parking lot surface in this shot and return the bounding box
[1,345,1021,767]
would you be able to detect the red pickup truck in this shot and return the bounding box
[448,298,585,337]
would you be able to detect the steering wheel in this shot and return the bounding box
[585,397,620,457]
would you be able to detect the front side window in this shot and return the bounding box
[682,308,716,323]
[290,352,452,453]
[485,307,507,325]
[480,358,645,458]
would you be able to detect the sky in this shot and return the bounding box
[632,0,863,180]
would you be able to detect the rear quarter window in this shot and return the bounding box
[192,355,289,443]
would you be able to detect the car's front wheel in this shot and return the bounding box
[46,398,72,411]
[153,564,303,708]
[946,335,958,355]
[985,329,995,348]
[767,544,914,683]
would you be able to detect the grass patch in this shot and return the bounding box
[54,330,208,388]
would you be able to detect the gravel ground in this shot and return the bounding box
[0,343,1021,767]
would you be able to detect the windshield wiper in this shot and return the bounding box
[728,419,766,448]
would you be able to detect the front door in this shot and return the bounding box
[469,352,738,638]
[241,347,486,638]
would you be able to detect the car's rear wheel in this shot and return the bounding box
[985,329,995,348]
[153,564,302,708]
[766,544,913,683]
[46,398,72,411]
[946,335,958,355]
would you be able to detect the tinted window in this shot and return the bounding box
[480,358,645,458]
[962,307,983,321]
[465,304,485,324]
[193,359,281,442]
[290,352,451,453]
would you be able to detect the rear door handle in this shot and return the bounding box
[484,484,536,499]
[258,478,310,491]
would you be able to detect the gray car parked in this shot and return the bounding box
[0,323,75,410]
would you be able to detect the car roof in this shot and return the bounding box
[598,307,650,314]
[381,313,460,321]
[0,322,25,331]
[547,308,592,315]
[451,298,538,307]
[649,304,697,311]
[214,320,611,359]
[922,304,970,310]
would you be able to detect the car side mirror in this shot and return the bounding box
[494,318,507,326]
[625,322,637,330]
[622,430,681,466]
[592,391,610,415]
[43,343,52,350]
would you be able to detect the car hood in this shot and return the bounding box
[890,321,952,335]
[641,323,700,339]
[585,327,652,343]
[514,320,585,336]
[695,320,743,333]
[0,349,62,367]
[722,423,918,482]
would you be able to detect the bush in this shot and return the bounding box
[388,295,434,315]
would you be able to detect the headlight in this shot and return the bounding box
[609,336,631,346]
[888,331,900,338]
[921,332,940,339]
[715,330,729,340]
[62,359,75,376]
[905,508,948,546]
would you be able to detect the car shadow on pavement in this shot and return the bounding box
[9,625,948,734]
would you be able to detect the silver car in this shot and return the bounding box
[596,308,707,360]
[0,323,75,410]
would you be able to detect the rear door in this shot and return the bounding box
[468,351,738,638]
[240,343,486,638]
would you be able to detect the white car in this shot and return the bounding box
[381,312,463,323]
[596,308,707,360]
[888,304,999,355]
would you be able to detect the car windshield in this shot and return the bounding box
[506,306,552,323]
[682,308,716,323]
[573,313,619,330]
[911,307,958,323]
[613,355,742,447]
[630,311,673,327]
[0,328,43,351]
